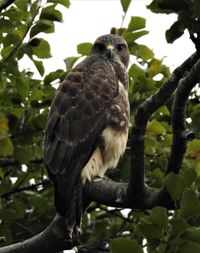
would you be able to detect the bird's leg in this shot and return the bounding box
[72,225,81,244]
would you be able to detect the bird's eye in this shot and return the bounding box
[117,43,126,52]
[95,43,106,52]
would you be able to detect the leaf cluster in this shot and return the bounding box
[148,0,200,49]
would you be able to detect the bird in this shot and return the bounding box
[43,34,130,236]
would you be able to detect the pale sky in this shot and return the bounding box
[20,0,195,76]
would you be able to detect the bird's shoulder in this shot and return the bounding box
[45,55,119,146]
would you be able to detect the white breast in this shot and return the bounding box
[81,80,129,183]
[81,127,128,183]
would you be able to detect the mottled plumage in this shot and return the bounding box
[43,34,130,233]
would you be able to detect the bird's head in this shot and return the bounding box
[90,34,130,68]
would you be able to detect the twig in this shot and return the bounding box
[1,0,42,64]
[166,57,200,174]
[127,51,199,197]
[1,180,50,198]
[0,157,43,167]
[0,0,15,12]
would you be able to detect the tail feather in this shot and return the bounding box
[54,177,83,234]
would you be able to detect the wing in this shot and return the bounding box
[43,55,118,216]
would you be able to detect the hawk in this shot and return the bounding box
[43,34,130,234]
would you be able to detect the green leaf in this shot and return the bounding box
[187,139,200,159]
[28,38,41,47]
[32,38,51,58]
[15,0,27,11]
[127,16,146,31]
[166,21,184,43]
[124,31,149,44]
[149,207,168,229]
[17,43,32,59]
[16,78,29,98]
[181,227,200,243]
[180,189,200,219]
[25,191,48,213]
[177,241,200,253]
[33,60,45,76]
[130,44,154,61]
[44,69,65,84]
[170,219,189,237]
[0,209,17,223]
[182,169,197,187]
[47,0,70,7]
[3,33,21,48]
[0,113,9,133]
[110,238,143,253]
[129,63,145,80]
[14,146,32,163]
[136,224,162,240]
[3,6,27,21]
[77,43,93,56]
[0,224,12,246]
[64,56,80,71]
[163,172,185,201]
[1,45,15,59]
[148,58,169,78]
[40,6,63,22]
[147,0,185,14]
[29,89,44,101]
[0,19,13,32]
[33,113,47,129]
[150,168,164,187]
[147,119,166,135]
[30,20,54,38]
[8,201,25,219]
[0,134,14,156]
[120,0,132,13]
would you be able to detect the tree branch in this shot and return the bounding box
[0,180,50,198]
[127,51,199,197]
[166,57,200,174]
[0,214,76,253]
[0,178,173,253]
[0,0,15,12]
[1,0,42,64]
[85,178,173,209]
[0,157,43,167]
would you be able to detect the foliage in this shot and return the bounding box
[148,0,200,45]
[0,0,199,252]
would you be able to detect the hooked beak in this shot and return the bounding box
[106,45,115,59]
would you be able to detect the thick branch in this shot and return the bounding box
[0,178,173,253]
[0,0,15,12]
[84,178,173,209]
[166,57,200,174]
[127,51,199,197]
[0,214,76,253]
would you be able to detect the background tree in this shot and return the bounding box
[0,0,199,253]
